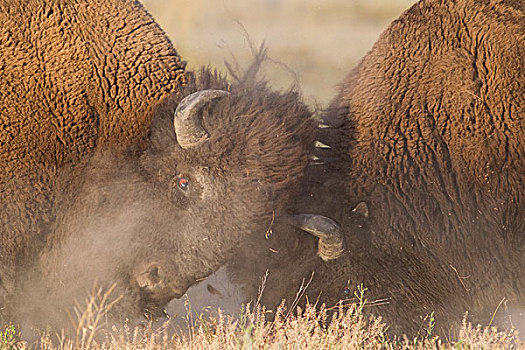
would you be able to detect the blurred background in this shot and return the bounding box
[140,0,417,108]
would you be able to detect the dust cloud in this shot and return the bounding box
[13,166,158,338]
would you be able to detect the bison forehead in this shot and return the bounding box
[190,168,222,200]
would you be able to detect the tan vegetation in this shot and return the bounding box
[1,285,523,349]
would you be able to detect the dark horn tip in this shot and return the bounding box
[288,214,341,236]
[288,214,344,261]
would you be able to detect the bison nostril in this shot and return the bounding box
[148,266,160,281]
[136,264,163,289]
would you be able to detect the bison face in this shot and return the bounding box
[127,165,274,316]
[126,83,316,318]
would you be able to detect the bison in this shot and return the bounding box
[0,0,316,331]
[200,0,525,337]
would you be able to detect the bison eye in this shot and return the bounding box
[177,176,190,191]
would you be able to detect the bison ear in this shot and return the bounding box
[173,90,230,149]
[288,214,343,261]
[352,202,369,217]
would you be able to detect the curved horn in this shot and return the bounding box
[174,89,230,148]
[289,214,343,261]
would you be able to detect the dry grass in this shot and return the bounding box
[2,285,524,350]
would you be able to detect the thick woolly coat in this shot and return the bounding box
[230,0,525,336]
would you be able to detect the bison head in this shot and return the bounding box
[128,71,317,316]
[30,67,322,326]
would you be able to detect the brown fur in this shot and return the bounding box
[0,0,315,331]
[225,0,525,337]
[0,0,186,321]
